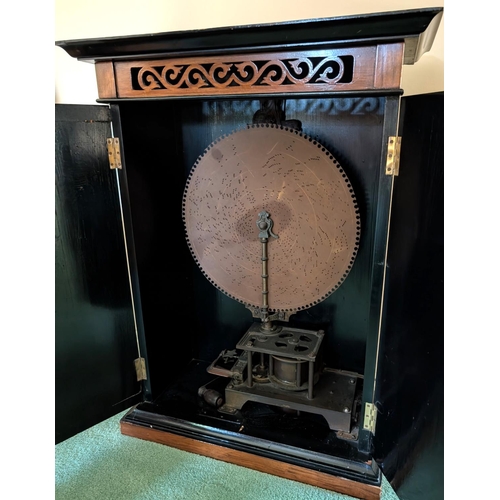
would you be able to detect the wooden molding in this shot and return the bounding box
[96,43,404,100]
[120,420,381,500]
[95,62,117,99]
[374,44,404,89]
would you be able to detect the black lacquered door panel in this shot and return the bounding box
[55,104,142,443]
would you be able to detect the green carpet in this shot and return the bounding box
[55,408,400,500]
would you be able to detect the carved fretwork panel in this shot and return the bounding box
[97,43,404,100]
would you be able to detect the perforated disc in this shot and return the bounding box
[182,124,360,312]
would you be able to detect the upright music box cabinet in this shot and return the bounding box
[56,8,444,500]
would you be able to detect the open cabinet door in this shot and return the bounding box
[55,104,145,443]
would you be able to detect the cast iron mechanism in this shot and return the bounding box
[256,210,279,330]
[185,125,362,433]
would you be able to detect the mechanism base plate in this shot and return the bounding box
[221,369,358,432]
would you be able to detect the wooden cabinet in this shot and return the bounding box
[56,8,443,500]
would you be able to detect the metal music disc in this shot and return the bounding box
[182,124,360,312]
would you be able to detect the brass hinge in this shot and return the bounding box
[385,136,402,176]
[107,137,122,169]
[363,402,378,434]
[134,357,147,381]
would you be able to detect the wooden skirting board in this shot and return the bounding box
[120,420,381,500]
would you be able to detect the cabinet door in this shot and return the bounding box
[55,104,143,443]
[373,93,444,499]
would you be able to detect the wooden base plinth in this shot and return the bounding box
[120,420,381,500]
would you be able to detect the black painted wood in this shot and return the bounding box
[55,104,142,443]
[373,93,444,497]
[55,8,442,62]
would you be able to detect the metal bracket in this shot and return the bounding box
[107,137,122,169]
[134,357,147,381]
[246,305,295,323]
[363,402,377,434]
[385,136,402,176]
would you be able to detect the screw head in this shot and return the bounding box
[343,407,351,413]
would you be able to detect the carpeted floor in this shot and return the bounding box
[55,408,400,500]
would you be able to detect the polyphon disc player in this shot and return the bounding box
[182,120,362,436]
[55,8,444,498]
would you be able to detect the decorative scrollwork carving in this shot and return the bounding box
[112,44,404,98]
[132,56,353,92]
